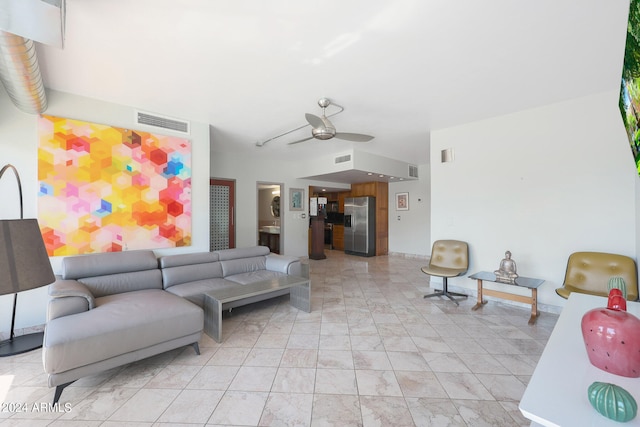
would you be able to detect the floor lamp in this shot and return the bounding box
[0,164,55,357]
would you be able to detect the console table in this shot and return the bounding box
[520,293,640,426]
[468,271,544,325]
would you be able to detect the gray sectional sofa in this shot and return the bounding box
[159,246,302,309]
[43,246,304,403]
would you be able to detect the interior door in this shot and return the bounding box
[210,179,235,251]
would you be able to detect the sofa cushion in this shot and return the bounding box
[79,270,163,298]
[159,254,224,289]
[215,246,270,261]
[62,250,158,279]
[43,289,203,374]
[61,250,163,297]
[266,255,303,276]
[220,257,267,277]
[164,278,236,307]
[225,270,288,285]
[158,252,220,268]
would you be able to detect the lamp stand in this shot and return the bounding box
[0,293,44,356]
[0,164,52,356]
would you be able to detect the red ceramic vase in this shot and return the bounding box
[581,289,640,378]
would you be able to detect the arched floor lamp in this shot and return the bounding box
[0,164,55,357]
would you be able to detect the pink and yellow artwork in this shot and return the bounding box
[38,115,191,256]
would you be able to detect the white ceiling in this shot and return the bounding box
[35,0,629,180]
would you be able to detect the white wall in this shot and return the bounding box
[431,90,637,309]
[388,163,431,257]
[0,88,210,337]
[211,151,312,257]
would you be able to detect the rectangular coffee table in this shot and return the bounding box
[468,271,544,324]
[203,275,311,342]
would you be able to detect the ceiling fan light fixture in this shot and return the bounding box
[318,98,331,108]
[312,126,336,140]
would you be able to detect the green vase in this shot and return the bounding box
[608,277,628,299]
[588,382,637,422]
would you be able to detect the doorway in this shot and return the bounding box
[257,182,283,254]
[210,178,235,251]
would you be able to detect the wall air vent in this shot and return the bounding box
[334,154,352,164]
[408,164,419,178]
[136,111,190,134]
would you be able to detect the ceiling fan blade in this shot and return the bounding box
[305,113,325,129]
[287,136,315,145]
[334,132,374,142]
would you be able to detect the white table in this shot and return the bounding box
[519,293,640,427]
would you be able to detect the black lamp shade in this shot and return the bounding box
[0,219,55,295]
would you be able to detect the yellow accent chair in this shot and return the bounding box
[556,251,638,301]
[421,240,469,305]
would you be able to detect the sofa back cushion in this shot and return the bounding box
[220,257,267,277]
[159,252,223,289]
[212,246,267,277]
[215,246,270,260]
[61,250,162,297]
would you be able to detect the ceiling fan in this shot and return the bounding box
[288,98,374,145]
[255,98,374,147]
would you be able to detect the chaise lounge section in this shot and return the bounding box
[43,250,204,403]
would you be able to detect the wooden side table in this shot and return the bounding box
[468,271,544,324]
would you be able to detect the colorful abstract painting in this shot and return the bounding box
[38,115,191,256]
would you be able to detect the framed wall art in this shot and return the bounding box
[396,192,409,211]
[289,188,304,211]
[38,115,192,256]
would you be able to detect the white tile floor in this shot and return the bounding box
[0,250,558,426]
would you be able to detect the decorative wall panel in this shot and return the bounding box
[210,184,230,251]
[38,115,191,255]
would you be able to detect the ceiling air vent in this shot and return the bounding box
[334,154,352,164]
[136,111,190,134]
[408,164,419,178]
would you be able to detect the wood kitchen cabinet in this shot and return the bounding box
[338,192,347,213]
[332,224,344,250]
[349,181,388,256]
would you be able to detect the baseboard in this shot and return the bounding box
[388,251,429,261]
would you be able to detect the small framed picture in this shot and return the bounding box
[309,197,318,216]
[289,188,304,211]
[396,192,409,211]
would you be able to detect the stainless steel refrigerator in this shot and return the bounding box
[344,196,376,257]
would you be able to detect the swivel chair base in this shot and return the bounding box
[424,278,467,305]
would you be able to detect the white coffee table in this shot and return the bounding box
[519,292,640,426]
